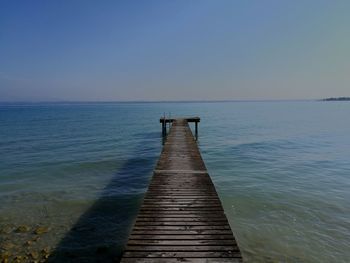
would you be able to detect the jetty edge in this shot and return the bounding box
[120,117,243,262]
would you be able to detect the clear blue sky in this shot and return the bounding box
[1,0,349,101]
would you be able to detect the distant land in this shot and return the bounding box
[322,97,350,101]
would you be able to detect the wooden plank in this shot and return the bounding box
[132,226,232,230]
[137,212,226,215]
[125,245,239,252]
[127,240,236,245]
[137,211,226,215]
[136,217,228,223]
[120,258,242,263]
[129,236,232,242]
[122,251,241,258]
[121,118,242,262]
[136,217,228,222]
[142,200,221,203]
[139,209,224,212]
[140,205,223,208]
[144,196,219,199]
[134,224,230,228]
[129,230,234,235]
[137,213,225,217]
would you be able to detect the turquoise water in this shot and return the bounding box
[0,101,349,262]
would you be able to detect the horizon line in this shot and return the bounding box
[0,99,325,104]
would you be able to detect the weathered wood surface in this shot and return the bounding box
[121,119,242,262]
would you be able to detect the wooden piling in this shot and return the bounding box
[121,118,242,262]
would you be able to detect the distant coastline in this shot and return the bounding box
[322,97,350,101]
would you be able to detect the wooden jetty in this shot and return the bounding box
[121,118,242,262]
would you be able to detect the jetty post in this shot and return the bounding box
[161,118,166,137]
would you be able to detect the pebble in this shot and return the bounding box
[29,251,39,259]
[0,226,12,234]
[0,252,10,263]
[41,247,51,259]
[0,242,14,250]
[25,240,32,246]
[34,226,49,235]
[41,247,50,254]
[31,236,40,242]
[15,225,30,233]
[14,255,22,262]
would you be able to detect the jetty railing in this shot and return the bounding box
[160,117,200,140]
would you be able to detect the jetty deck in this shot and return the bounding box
[121,118,242,262]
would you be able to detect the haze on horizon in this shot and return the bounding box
[1,0,349,102]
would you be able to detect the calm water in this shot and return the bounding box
[0,101,349,262]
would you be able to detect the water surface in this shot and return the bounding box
[0,101,349,262]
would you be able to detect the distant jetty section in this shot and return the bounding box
[121,117,243,262]
[322,97,350,101]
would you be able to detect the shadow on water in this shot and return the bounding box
[48,133,160,263]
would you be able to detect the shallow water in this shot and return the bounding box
[0,101,349,262]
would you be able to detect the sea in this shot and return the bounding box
[0,101,349,262]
